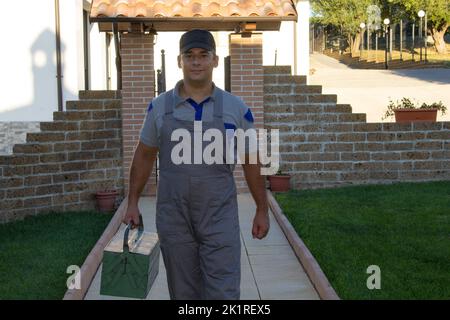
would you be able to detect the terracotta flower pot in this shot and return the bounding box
[394,109,437,123]
[95,190,119,213]
[268,175,291,192]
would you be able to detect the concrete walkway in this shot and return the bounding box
[84,194,319,300]
[309,53,450,123]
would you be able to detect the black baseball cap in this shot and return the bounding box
[180,29,216,54]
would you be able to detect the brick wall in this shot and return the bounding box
[264,66,450,189]
[121,33,156,196]
[0,91,124,223]
[229,33,264,193]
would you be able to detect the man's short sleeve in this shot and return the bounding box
[231,94,254,131]
[241,107,255,131]
[235,98,257,155]
[139,102,159,147]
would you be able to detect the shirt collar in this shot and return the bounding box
[173,80,218,107]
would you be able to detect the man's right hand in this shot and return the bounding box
[123,204,141,229]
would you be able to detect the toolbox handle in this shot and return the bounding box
[123,215,144,253]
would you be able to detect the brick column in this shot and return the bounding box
[229,33,264,193]
[121,33,156,196]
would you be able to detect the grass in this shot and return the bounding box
[274,181,450,300]
[0,211,113,300]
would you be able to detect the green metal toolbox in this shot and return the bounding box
[100,217,160,299]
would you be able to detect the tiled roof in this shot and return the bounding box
[90,0,297,32]
[91,0,297,19]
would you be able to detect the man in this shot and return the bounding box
[123,29,269,300]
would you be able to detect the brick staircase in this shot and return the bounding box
[0,91,124,223]
[2,79,449,221]
[264,65,367,130]
[263,66,450,189]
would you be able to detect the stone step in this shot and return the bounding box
[12,143,53,155]
[294,85,322,94]
[53,111,93,122]
[265,113,342,124]
[66,99,121,111]
[265,113,367,125]
[265,104,352,115]
[79,90,121,100]
[53,110,119,122]
[39,122,79,132]
[264,84,322,95]
[337,113,367,123]
[265,122,361,134]
[334,104,353,113]
[264,75,307,85]
[263,66,292,75]
[27,132,66,143]
[289,122,365,133]
[308,94,337,104]
[265,114,367,126]
[264,94,337,105]
[277,132,370,144]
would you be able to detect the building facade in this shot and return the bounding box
[0,0,309,124]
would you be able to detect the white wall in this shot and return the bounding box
[0,0,58,121]
[89,21,117,90]
[295,0,311,77]
[108,33,118,90]
[0,1,309,120]
[263,22,296,69]
[0,0,112,121]
[59,0,83,106]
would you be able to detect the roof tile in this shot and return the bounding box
[90,0,297,19]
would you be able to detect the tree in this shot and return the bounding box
[311,0,381,55]
[389,0,449,54]
[312,0,449,55]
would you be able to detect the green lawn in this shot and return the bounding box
[274,181,450,300]
[0,211,113,300]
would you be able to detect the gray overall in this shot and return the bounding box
[156,89,241,300]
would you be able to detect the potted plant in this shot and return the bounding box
[268,169,291,192]
[95,189,119,213]
[382,98,447,123]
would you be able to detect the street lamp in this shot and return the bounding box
[418,10,425,61]
[425,12,428,62]
[384,18,390,69]
[412,22,415,61]
[418,10,428,62]
[375,28,379,63]
[360,22,366,61]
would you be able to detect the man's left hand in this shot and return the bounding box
[252,209,270,240]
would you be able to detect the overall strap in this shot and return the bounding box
[164,89,175,115]
[213,89,223,119]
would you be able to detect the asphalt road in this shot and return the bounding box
[309,53,450,123]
